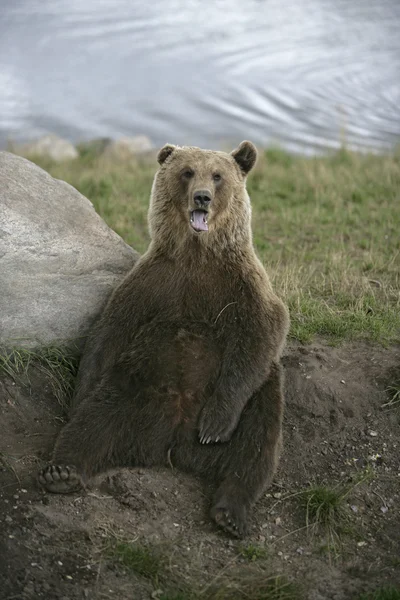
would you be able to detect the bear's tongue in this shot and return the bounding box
[190,210,208,232]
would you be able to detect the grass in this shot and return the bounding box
[108,542,163,581]
[105,538,300,600]
[383,381,400,409]
[300,468,374,555]
[240,544,269,561]
[302,484,350,550]
[20,145,400,345]
[357,588,400,600]
[0,345,79,407]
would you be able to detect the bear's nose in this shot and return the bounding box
[193,190,212,209]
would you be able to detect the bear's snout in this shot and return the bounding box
[193,190,212,209]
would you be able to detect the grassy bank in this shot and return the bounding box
[27,146,400,345]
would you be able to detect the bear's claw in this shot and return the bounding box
[210,501,248,538]
[37,464,84,494]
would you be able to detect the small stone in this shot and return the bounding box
[57,561,63,566]
[275,517,281,525]
[277,551,283,556]
[20,489,27,493]
[369,431,378,437]
[5,515,12,523]
[340,380,345,384]
[273,492,282,499]
[357,541,367,547]
[296,547,304,554]
[259,535,266,542]
[66,575,73,580]
[380,506,388,514]
[350,505,358,513]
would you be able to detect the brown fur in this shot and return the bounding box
[38,141,290,537]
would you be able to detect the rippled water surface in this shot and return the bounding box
[1,0,399,153]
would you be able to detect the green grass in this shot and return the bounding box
[109,542,163,581]
[22,145,400,345]
[240,543,269,561]
[0,345,79,407]
[383,381,400,409]
[302,485,350,548]
[105,539,300,600]
[205,574,300,600]
[301,468,374,555]
[358,588,400,600]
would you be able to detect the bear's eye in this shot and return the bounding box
[182,169,194,179]
[213,173,222,182]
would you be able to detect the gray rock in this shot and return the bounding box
[0,152,139,350]
[14,134,78,162]
[103,135,153,159]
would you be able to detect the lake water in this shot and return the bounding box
[0,0,399,154]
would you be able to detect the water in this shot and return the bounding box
[0,0,399,154]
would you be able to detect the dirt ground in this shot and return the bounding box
[1,342,399,600]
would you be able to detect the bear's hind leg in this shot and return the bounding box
[210,361,284,537]
[38,383,135,494]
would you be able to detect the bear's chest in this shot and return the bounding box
[146,321,222,395]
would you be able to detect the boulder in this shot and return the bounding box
[0,152,139,350]
[102,135,153,160]
[14,134,78,162]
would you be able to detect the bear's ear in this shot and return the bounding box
[157,144,176,165]
[231,141,257,175]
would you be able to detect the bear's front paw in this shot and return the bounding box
[198,405,237,444]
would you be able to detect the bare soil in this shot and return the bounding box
[1,342,399,600]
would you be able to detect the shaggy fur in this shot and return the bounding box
[38,141,290,537]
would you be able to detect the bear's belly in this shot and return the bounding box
[153,325,220,394]
[130,321,221,425]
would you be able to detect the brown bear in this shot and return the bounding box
[38,141,290,537]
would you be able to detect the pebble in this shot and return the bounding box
[273,492,282,499]
[5,515,13,523]
[380,506,388,514]
[369,431,378,437]
[357,541,367,547]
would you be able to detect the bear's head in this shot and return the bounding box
[149,141,257,251]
